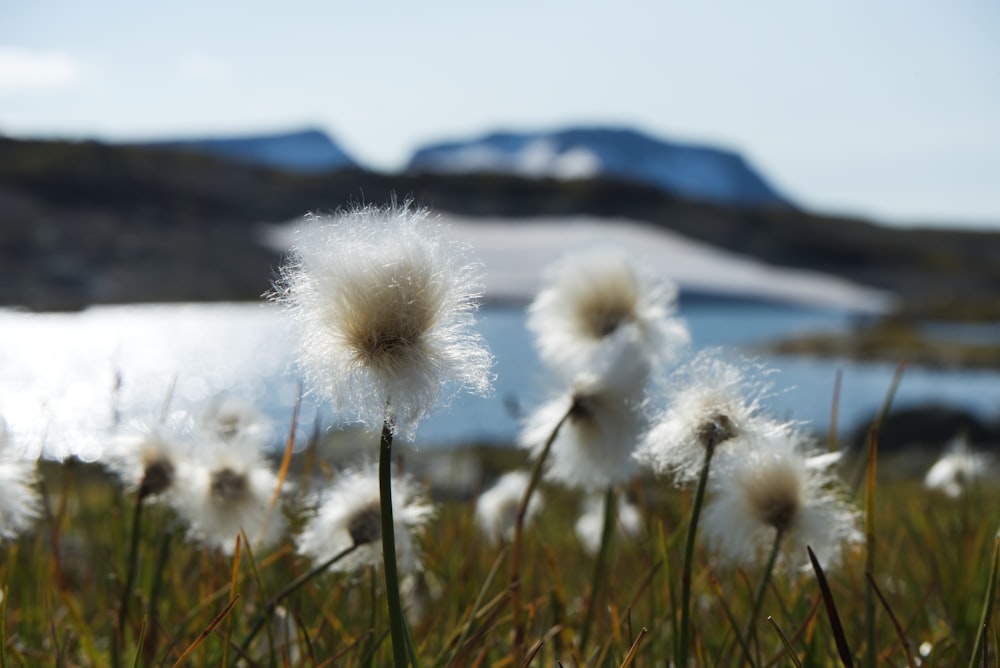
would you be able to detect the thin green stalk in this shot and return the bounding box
[968,537,999,668]
[510,405,571,662]
[743,528,784,661]
[580,485,617,653]
[380,418,410,667]
[118,493,145,660]
[677,441,715,667]
[238,540,361,656]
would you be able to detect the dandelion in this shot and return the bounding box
[923,434,995,498]
[297,465,433,576]
[475,470,545,546]
[575,491,643,556]
[519,331,650,490]
[0,419,40,541]
[273,203,493,439]
[171,442,287,555]
[636,351,788,484]
[527,247,689,380]
[701,432,860,571]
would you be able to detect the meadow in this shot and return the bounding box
[0,425,997,667]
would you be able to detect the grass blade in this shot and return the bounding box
[766,617,804,668]
[968,537,1000,668]
[865,572,917,668]
[170,595,240,668]
[807,546,854,668]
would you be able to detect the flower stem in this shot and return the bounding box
[580,484,618,654]
[238,542,359,655]
[677,442,714,667]
[510,407,571,663]
[743,528,784,661]
[380,418,410,667]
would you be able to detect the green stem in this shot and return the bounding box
[510,406,571,663]
[580,485,618,654]
[380,418,410,667]
[117,492,145,664]
[677,442,715,668]
[743,528,784,663]
[238,542,359,656]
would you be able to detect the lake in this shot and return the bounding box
[1,301,998,460]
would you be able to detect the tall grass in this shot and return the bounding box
[1,443,997,667]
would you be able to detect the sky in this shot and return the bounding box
[2,1,999,228]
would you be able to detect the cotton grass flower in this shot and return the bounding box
[923,434,995,498]
[636,351,788,484]
[105,417,191,502]
[701,433,860,571]
[297,465,433,576]
[0,420,41,541]
[200,395,272,447]
[575,492,644,556]
[274,203,493,439]
[475,470,544,546]
[527,247,689,380]
[171,442,287,555]
[519,332,651,490]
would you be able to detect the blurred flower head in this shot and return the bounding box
[200,395,272,447]
[171,441,287,555]
[0,419,41,541]
[527,247,688,380]
[574,491,644,556]
[273,203,493,439]
[297,464,433,576]
[701,433,860,571]
[520,333,650,490]
[923,434,995,498]
[636,351,788,484]
[475,470,544,546]
[105,414,193,502]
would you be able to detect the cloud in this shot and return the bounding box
[0,46,84,93]
[179,53,231,83]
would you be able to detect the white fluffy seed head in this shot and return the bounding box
[0,419,40,541]
[701,433,860,572]
[527,247,689,381]
[171,442,287,555]
[475,470,544,546]
[274,203,494,439]
[636,351,789,484]
[520,331,651,490]
[574,492,644,556]
[297,464,433,576]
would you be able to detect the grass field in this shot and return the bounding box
[0,438,997,668]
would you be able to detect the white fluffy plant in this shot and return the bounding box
[527,247,689,382]
[514,247,688,655]
[274,203,493,440]
[274,202,494,666]
[0,419,41,542]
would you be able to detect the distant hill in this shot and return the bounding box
[2,136,999,316]
[135,128,358,173]
[408,126,790,208]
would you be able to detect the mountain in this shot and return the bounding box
[407,126,790,208]
[137,128,357,173]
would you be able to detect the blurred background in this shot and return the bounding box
[2,1,999,465]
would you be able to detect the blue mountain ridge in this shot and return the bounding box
[139,128,358,173]
[408,126,791,208]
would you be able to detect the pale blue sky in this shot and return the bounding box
[2,1,998,227]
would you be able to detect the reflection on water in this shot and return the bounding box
[0,301,997,459]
